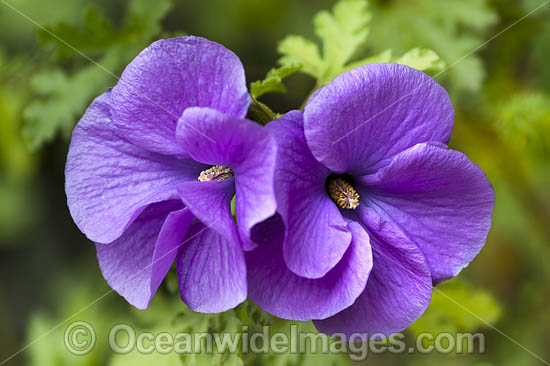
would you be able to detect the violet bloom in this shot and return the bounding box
[65,37,276,312]
[247,64,494,336]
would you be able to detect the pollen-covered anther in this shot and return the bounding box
[327,177,360,210]
[198,165,234,182]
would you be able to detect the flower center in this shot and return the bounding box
[326,176,360,210]
[198,165,234,182]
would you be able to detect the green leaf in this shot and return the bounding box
[250,63,302,99]
[278,35,323,78]
[280,0,495,93]
[278,0,371,86]
[409,279,502,338]
[394,48,445,72]
[344,49,393,71]
[313,0,371,80]
[247,98,279,125]
[345,48,445,74]
[277,0,446,95]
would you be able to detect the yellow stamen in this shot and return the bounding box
[198,165,234,182]
[327,177,360,210]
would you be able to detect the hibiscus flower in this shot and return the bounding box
[246,63,494,336]
[65,37,277,312]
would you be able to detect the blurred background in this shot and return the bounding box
[0,0,549,365]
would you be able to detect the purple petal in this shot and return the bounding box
[304,63,454,175]
[150,208,195,294]
[246,216,372,321]
[96,201,193,309]
[65,92,206,244]
[314,208,432,336]
[176,179,236,242]
[177,222,247,313]
[266,112,351,278]
[359,143,494,283]
[176,107,277,249]
[110,37,251,156]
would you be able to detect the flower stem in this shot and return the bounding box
[247,97,279,125]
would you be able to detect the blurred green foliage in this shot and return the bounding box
[369,0,498,93]
[22,0,175,150]
[1,0,550,365]
[495,92,550,151]
[409,279,502,339]
[0,51,38,243]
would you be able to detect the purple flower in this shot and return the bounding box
[65,37,277,312]
[246,63,494,336]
